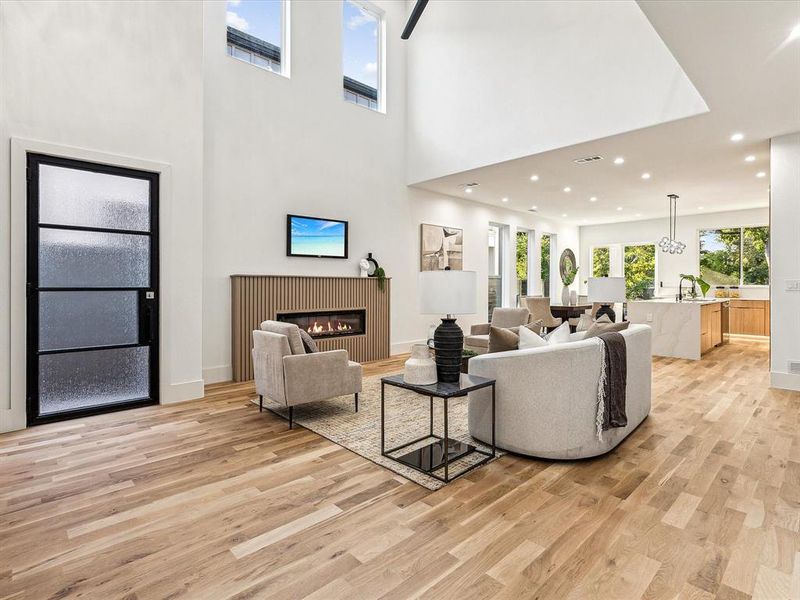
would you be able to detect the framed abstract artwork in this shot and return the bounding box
[420,223,463,271]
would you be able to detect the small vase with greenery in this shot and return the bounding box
[561,265,578,305]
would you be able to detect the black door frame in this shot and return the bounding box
[26,153,160,425]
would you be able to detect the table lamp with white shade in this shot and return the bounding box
[588,277,626,322]
[419,270,477,383]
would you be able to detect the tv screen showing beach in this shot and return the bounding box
[288,215,347,258]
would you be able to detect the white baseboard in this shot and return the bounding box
[770,371,800,392]
[203,364,232,385]
[390,339,427,356]
[160,379,205,404]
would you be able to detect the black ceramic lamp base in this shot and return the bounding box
[434,317,463,383]
[596,303,616,322]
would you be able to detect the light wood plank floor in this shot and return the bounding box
[2,338,798,600]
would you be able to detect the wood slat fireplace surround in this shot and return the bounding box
[230,275,391,382]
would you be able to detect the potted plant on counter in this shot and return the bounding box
[679,274,711,298]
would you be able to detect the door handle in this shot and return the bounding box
[139,291,156,344]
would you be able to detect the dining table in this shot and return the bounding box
[548,303,593,332]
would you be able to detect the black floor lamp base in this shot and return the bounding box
[434,317,463,383]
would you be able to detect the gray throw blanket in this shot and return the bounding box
[595,331,627,441]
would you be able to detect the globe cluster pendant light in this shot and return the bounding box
[659,193,686,254]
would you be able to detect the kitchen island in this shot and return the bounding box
[627,298,727,360]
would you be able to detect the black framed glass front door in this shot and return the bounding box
[26,153,159,425]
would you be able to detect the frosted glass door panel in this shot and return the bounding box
[39,228,150,288]
[39,164,150,231]
[28,153,158,423]
[39,291,139,351]
[38,347,150,415]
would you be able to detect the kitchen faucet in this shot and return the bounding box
[677,276,696,302]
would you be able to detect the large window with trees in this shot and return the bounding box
[540,234,551,298]
[516,230,530,302]
[592,247,610,278]
[699,226,769,286]
[624,244,656,299]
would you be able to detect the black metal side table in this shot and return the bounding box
[380,373,496,484]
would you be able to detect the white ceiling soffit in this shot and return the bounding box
[406,0,708,184]
[412,0,800,226]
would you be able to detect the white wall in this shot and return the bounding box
[579,207,770,299]
[0,0,582,429]
[201,0,579,383]
[770,133,800,391]
[405,0,707,184]
[0,1,205,432]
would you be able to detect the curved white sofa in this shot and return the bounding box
[467,324,651,459]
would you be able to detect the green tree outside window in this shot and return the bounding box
[699,226,769,286]
[540,234,551,297]
[699,228,740,285]
[742,226,769,285]
[624,244,656,299]
[592,247,610,278]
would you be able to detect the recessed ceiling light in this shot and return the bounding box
[501,197,509,203]
[613,157,625,165]
[756,171,766,178]
[730,133,744,142]
[563,187,571,192]
[641,173,651,180]
[531,205,537,210]
[745,155,756,162]
[635,213,642,217]
[465,188,472,193]
[530,175,539,182]
[698,206,704,210]
[616,206,623,211]
[589,196,598,202]
[561,213,568,218]
[788,23,800,43]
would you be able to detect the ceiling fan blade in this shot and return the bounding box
[401,0,429,40]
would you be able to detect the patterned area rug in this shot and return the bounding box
[253,374,503,490]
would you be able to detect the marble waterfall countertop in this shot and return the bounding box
[632,297,765,304]
[626,298,721,360]
[631,297,726,305]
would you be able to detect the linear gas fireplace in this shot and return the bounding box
[231,275,389,381]
[277,308,366,339]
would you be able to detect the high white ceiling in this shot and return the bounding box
[413,0,800,226]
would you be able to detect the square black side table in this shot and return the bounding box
[380,373,496,484]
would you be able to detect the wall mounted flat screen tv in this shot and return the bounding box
[286,214,348,259]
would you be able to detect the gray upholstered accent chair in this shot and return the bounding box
[523,296,562,330]
[464,307,531,354]
[252,321,362,429]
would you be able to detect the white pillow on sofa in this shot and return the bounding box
[518,325,548,349]
[545,322,572,345]
[569,331,588,342]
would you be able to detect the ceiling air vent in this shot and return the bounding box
[573,155,604,164]
[527,207,538,213]
[789,361,800,376]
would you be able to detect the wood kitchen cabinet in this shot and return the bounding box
[729,300,770,336]
[701,302,723,354]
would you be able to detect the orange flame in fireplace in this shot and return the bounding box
[309,321,353,334]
